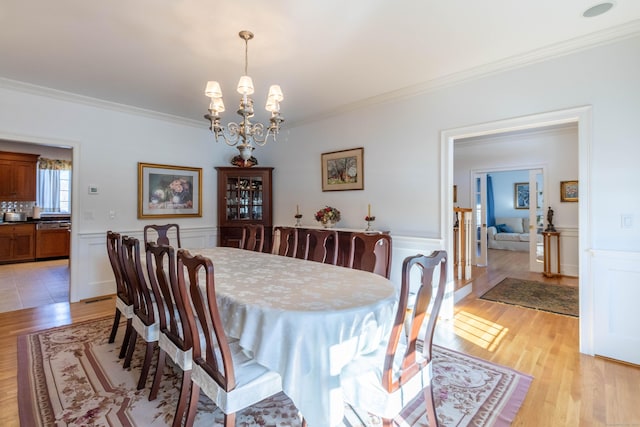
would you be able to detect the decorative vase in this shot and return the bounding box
[365,220,375,231]
[322,220,336,228]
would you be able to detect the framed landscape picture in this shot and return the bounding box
[561,180,579,202]
[514,182,529,209]
[321,147,364,191]
[138,162,202,218]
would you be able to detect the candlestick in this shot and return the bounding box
[368,204,371,217]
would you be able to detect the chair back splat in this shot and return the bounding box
[144,223,182,248]
[241,224,265,252]
[348,233,392,278]
[272,226,298,257]
[304,229,338,265]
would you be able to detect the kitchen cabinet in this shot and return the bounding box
[216,167,273,250]
[0,151,39,201]
[0,223,36,263]
[36,228,71,259]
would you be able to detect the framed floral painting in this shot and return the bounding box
[321,147,364,191]
[560,180,578,202]
[138,162,202,218]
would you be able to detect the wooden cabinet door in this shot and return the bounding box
[36,229,70,258]
[0,152,39,200]
[0,224,35,262]
[0,160,15,199]
[13,161,37,201]
[0,229,13,261]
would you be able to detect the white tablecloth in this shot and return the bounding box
[193,247,397,427]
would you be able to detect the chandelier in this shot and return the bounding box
[204,30,284,161]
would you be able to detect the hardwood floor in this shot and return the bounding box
[1,252,638,426]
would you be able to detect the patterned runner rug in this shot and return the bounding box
[18,317,532,426]
[481,277,579,317]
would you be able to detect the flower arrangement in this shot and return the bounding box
[315,206,341,224]
[231,155,258,167]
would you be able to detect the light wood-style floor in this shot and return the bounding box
[0,250,638,426]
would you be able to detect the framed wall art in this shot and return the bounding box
[138,162,202,218]
[561,180,579,202]
[321,147,364,191]
[514,182,529,209]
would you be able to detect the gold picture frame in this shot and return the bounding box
[321,147,364,191]
[138,162,202,218]
[560,180,578,202]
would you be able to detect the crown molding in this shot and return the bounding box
[289,19,640,128]
[0,77,203,128]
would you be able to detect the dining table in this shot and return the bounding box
[189,246,397,427]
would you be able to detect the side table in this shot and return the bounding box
[542,231,560,278]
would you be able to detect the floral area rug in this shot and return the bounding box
[18,317,532,426]
[481,277,579,317]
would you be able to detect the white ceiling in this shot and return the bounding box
[1,1,639,127]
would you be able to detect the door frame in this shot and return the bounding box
[442,105,593,355]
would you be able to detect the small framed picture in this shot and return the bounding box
[321,147,364,191]
[561,180,578,202]
[138,162,202,218]
[514,182,529,209]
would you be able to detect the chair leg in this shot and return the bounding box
[224,412,236,427]
[184,383,200,427]
[137,341,156,390]
[149,348,166,401]
[424,384,439,427]
[123,329,137,369]
[172,370,192,427]
[119,318,133,359]
[108,309,121,343]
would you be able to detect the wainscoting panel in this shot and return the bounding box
[557,226,579,277]
[71,227,218,302]
[591,249,640,365]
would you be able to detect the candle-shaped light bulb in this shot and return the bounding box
[368,204,371,217]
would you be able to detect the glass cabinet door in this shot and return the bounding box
[225,175,264,221]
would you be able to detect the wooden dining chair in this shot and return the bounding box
[240,224,264,252]
[272,226,298,257]
[176,249,287,427]
[340,250,448,427]
[347,232,393,278]
[303,229,338,265]
[106,231,134,359]
[144,223,182,248]
[145,242,193,425]
[121,236,160,391]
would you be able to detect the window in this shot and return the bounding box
[37,158,72,214]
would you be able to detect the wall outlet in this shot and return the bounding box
[621,214,633,229]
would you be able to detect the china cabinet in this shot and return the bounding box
[216,167,273,250]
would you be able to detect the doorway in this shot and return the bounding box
[442,106,591,355]
[0,138,74,310]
